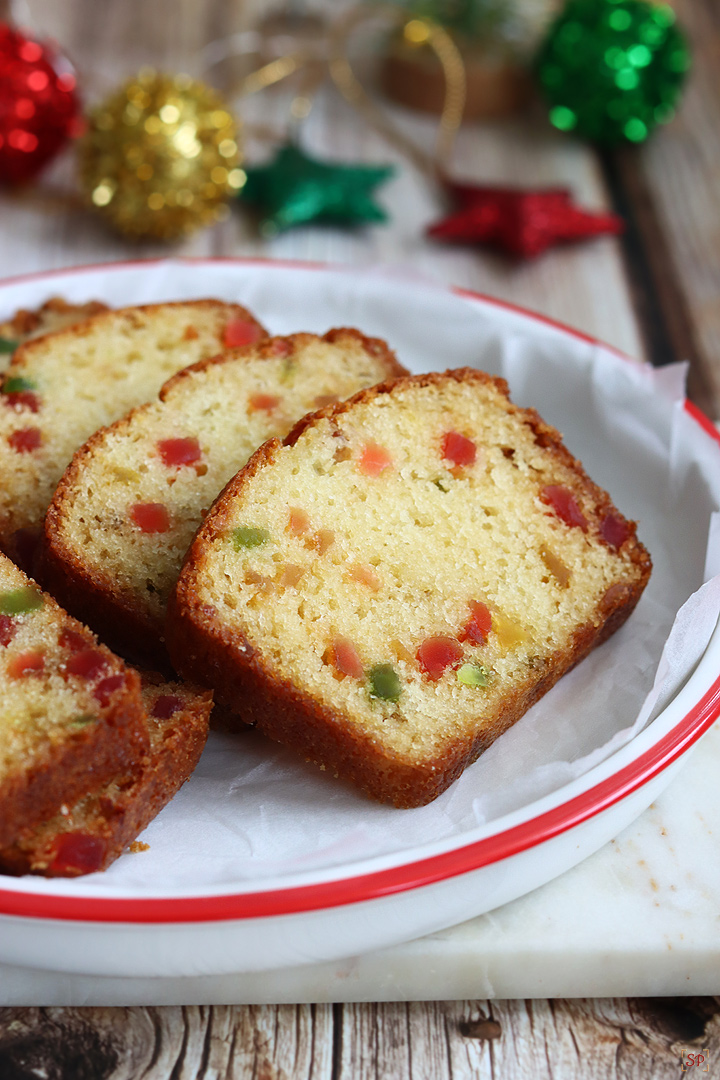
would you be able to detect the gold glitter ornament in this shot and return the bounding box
[78,69,244,240]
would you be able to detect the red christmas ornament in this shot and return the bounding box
[0,22,82,185]
[428,182,624,258]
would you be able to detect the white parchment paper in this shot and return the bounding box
[1,259,719,899]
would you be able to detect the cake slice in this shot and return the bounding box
[0,299,266,567]
[167,369,652,808]
[0,673,212,877]
[0,296,110,375]
[0,551,147,848]
[40,329,406,666]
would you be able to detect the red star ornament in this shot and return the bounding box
[428,182,624,258]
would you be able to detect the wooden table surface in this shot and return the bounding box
[1,0,720,1077]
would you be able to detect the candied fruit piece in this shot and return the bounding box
[130,503,171,534]
[66,648,108,680]
[441,431,477,467]
[280,563,305,587]
[457,663,490,688]
[459,601,492,645]
[307,529,335,555]
[358,442,392,477]
[8,649,44,677]
[541,485,588,530]
[232,526,270,550]
[600,513,630,550]
[59,627,87,652]
[270,338,292,358]
[0,586,43,616]
[157,437,201,468]
[314,394,339,408]
[417,636,463,681]
[348,563,381,590]
[0,614,17,647]
[288,507,310,534]
[151,694,183,719]
[492,610,527,649]
[2,377,40,412]
[49,833,105,875]
[8,427,41,452]
[540,545,571,587]
[223,319,263,348]
[329,636,364,679]
[368,663,402,702]
[0,337,18,354]
[94,674,124,706]
[183,324,199,340]
[249,393,281,412]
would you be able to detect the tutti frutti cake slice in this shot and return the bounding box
[167,369,652,809]
[0,550,148,849]
[0,296,111,376]
[0,299,266,568]
[40,329,406,667]
[0,672,212,877]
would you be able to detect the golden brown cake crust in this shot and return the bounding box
[39,328,406,670]
[0,675,211,876]
[167,369,652,808]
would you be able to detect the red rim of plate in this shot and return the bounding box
[0,257,718,925]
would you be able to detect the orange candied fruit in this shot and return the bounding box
[441,431,477,467]
[348,563,381,590]
[8,649,44,677]
[129,502,171,534]
[328,636,364,679]
[358,442,392,477]
[248,393,281,413]
[223,319,263,348]
[288,507,311,534]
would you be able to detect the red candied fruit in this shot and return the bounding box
[130,502,171,534]
[223,319,263,348]
[8,649,44,677]
[417,636,464,681]
[329,637,364,680]
[8,428,41,453]
[0,614,17,647]
[157,437,201,468]
[59,627,87,652]
[358,442,392,477]
[151,694,183,719]
[66,648,108,680]
[459,601,493,645]
[269,338,292,358]
[4,391,40,412]
[441,431,477,467]
[94,674,125,706]
[249,393,281,412]
[600,513,630,551]
[541,485,588,530]
[49,833,106,875]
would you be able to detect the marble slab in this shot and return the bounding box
[2,717,720,1005]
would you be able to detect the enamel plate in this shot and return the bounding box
[0,259,718,977]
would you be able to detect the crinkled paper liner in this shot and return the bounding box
[0,259,718,899]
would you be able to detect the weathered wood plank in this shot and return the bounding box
[1,999,718,1079]
[629,0,720,416]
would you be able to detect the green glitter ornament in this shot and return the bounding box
[238,143,394,235]
[536,0,691,144]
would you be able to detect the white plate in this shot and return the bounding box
[0,258,719,978]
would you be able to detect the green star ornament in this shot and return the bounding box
[237,143,395,234]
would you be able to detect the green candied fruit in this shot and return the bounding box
[368,663,402,703]
[433,477,450,493]
[70,713,97,727]
[2,376,37,393]
[0,338,18,355]
[0,587,44,616]
[231,526,270,550]
[457,663,491,688]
